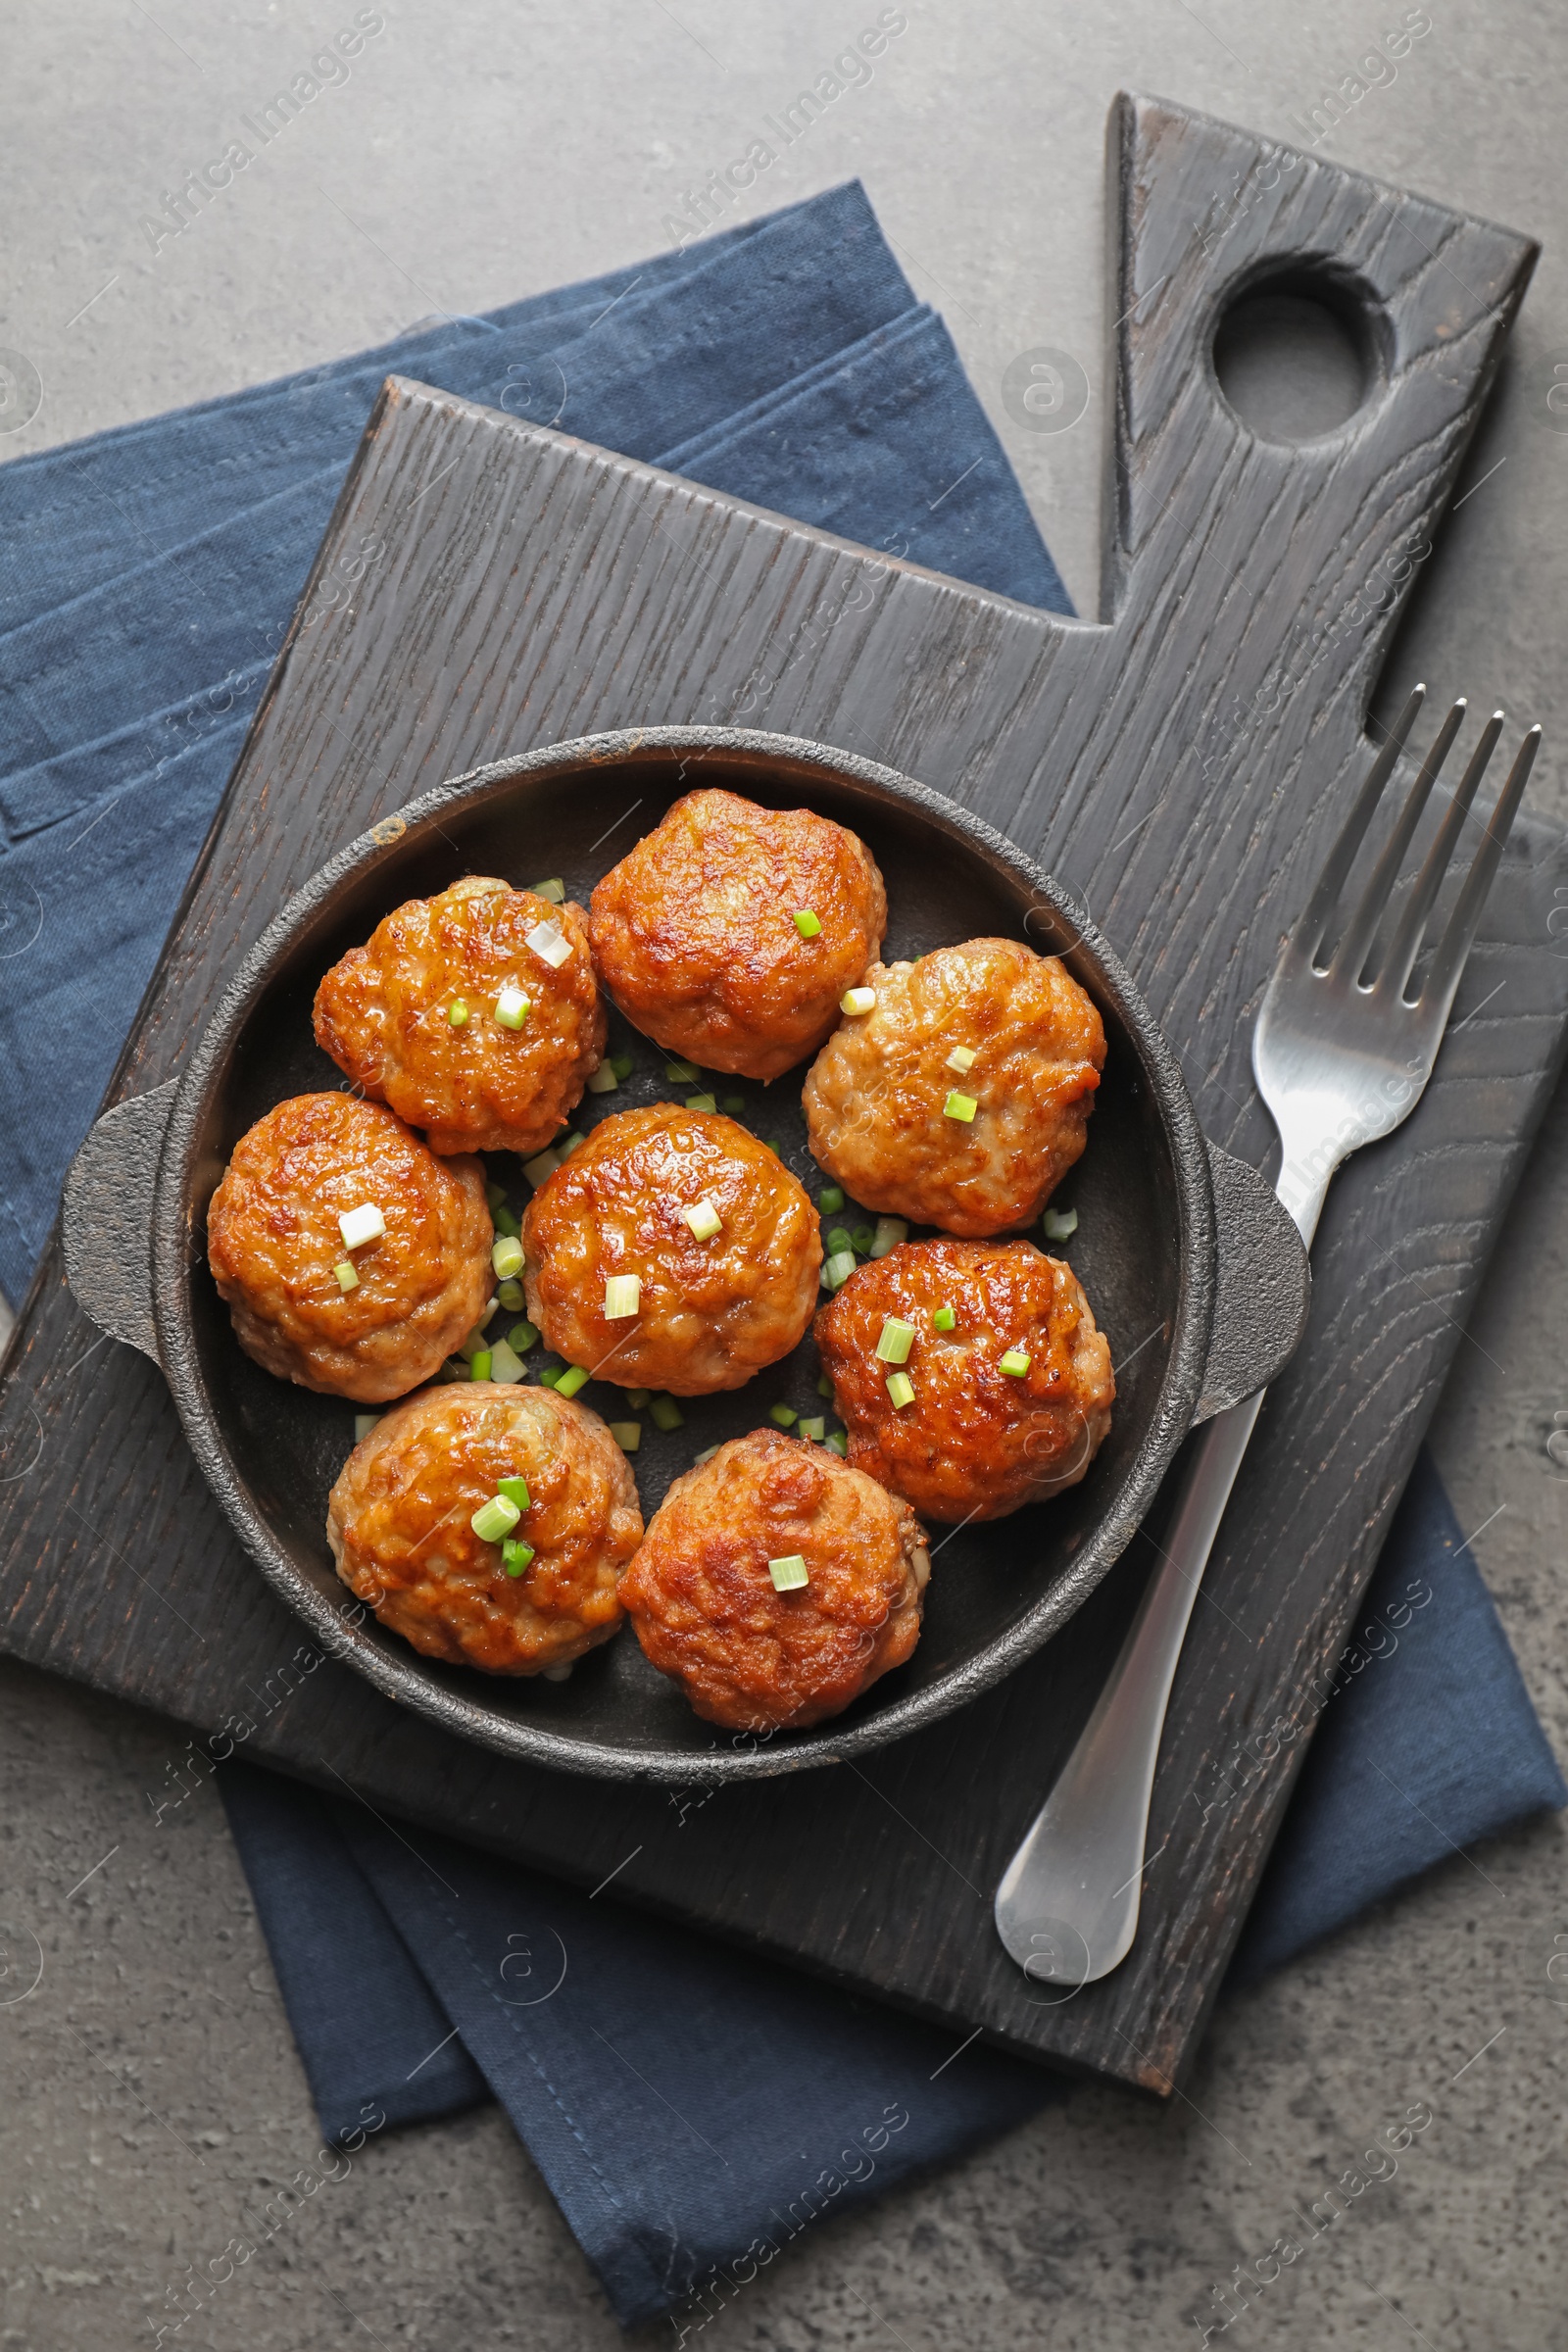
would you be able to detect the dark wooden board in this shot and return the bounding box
[2,94,1562,2091]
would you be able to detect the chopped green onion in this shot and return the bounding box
[560,1132,585,1155]
[817,1374,835,1398]
[526,920,572,967]
[826,1226,854,1254]
[769,1403,798,1428]
[851,1225,875,1255]
[338,1202,385,1250]
[793,909,821,939]
[818,1187,845,1214]
[649,1394,684,1432]
[722,1095,746,1113]
[492,1235,524,1280]
[694,1444,721,1465]
[555,1365,590,1398]
[685,1093,717,1113]
[531,877,566,904]
[1000,1348,1032,1377]
[869,1217,906,1258]
[664,1057,700,1083]
[610,1421,642,1453]
[875,1317,916,1366]
[625,1387,653,1409]
[822,1250,857,1292]
[497,1277,524,1311]
[586,1063,620,1094]
[470,1494,519,1543]
[469,1349,493,1382]
[932,1305,956,1333]
[496,1475,531,1510]
[492,1204,520,1239]
[456,1328,486,1363]
[494,982,531,1030]
[486,1181,509,1212]
[946,1044,977,1073]
[522,1149,561,1187]
[610,1052,634,1081]
[477,1298,499,1329]
[764,1140,780,1153]
[508,1319,539,1353]
[840,987,876,1015]
[604,1274,641,1319]
[825,1431,849,1456]
[682,1198,722,1242]
[353,1413,379,1443]
[333,1258,360,1294]
[448,1000,470,1029]
[1042,1206,1079,1240]
[488,1339,525,1384]
[943,1091,978,1123]
[537,1366,563,1388]
[768,1554,809,1591]
[797,1417,825,1442]
[885,1371,916,1409]
[502,1538,535,1577]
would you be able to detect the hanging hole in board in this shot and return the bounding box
[1211,265,1383,444]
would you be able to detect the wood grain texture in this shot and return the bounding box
[3,94,1563,2090]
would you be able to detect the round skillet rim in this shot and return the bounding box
[151,725,1216,1785]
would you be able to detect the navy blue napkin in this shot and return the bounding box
[2,182,1561,2329]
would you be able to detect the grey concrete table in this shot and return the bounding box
[3,4,1567,2346]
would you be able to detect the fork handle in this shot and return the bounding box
[993,1169,1329,1985]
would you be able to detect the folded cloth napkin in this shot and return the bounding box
[2,182,1560,2328]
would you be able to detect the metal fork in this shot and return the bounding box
[994,685,1541,1987]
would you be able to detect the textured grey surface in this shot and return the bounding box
[4,2,1568,2347]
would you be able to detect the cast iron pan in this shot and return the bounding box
[64,728,1308,1781]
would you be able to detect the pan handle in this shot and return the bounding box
[61,1080,178,1365]
[1192,1142,1309,1423]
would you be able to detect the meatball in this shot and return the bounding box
[327,1381,642,1676]
[589,788,887,1081]
[521,1104,819,1395]
[815,1237,1114,1523]
[618,1428,929,1732]
[804,937,1105,1237]
[207,1093,492,1403]
[313,875,606,1155]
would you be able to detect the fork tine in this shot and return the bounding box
[1295,684,1426,963]
[1374,710,1505,1000]
[1327,698,1468,985]
[1421,724,1542,1016]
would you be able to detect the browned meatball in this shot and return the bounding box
[521,1104,820,1395]
[815,1237,1114,1523]
[207,1094,492,1403]
[804,938,1105,1237]
[618,1428,929,1732]
[589,789,887,1081]
[314,876,606,1155]
[326,1382,642,1676]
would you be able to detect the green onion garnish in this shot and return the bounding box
[875,1317,916,1366]
[768,1554,809,1591]
[338,1202,385,1250]
[469,1349,493,1381]
[625,1387,653,1409]
[334,1259,360,1294]
[610,1421,641,1453]
[486,1181,509,1211]
[869,1217,906,1258]
[649,1395,684,1432]
[946,1044,977,1073]
[526,920,572,968]
[1000,1348,1032,1377]
[497,1277,524,1311]
[586,1063,619,1094]
[555,1365,590,1398]
[797,1417,825,1442]
[492,1205,521,1239]
[722,1095,746,1113]
[825,1431,849,1456]
[826,1226,854,1254]
[502,1538,535,1577]
[496,1475,530,1510]
[769,1403,798,1428]
[764,1140,780,1153]
[487,1339,525,1384]
[559,1132,585,1155]
[508,1319,539,1352]
[478,1298,499,1329]
[665,1057,700,1083]
[448,1000,470,1029]
[353,1414,380,1443]
[522,1149,561,1187]
[932,1305,956,1333]
[494,982,531,1030]
[885,1371,916,1409]
[470,1494,519,1543]
[943,1091,978,1123]
[694,1444,721,1465]
[492,1235,524,1280]
[822,1250,857,1292]
[537,1366,563,1388]
[1042,1206,1079,1240]
[840,986,876,1015]
[851,1225,875,1254]
[817,1374,834,1398]
[682,1198,722,1241]
[531,877,566,904]
[610,1052,634,1081]
[603,1274,641,1319]
[793,909,821,939]
[818,1187,845,1214]
[684,1093,717,1113]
